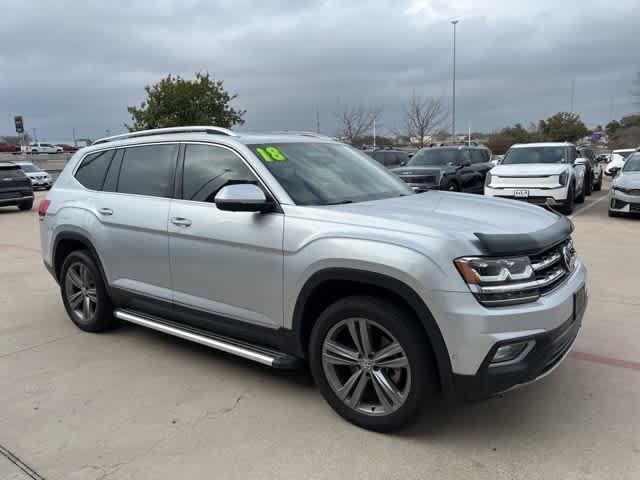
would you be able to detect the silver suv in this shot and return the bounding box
[40,127,588,431]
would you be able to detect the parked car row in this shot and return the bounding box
[380,142,611,216]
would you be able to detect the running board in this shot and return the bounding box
[114,309,300,369]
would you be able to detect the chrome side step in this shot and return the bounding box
[114,309,300,369]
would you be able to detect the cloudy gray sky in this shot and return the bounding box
[1,0,638,142]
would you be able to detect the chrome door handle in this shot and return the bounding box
[171,217,192,227]
[98,208,113,216]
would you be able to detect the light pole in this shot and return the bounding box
[451,19,459,141]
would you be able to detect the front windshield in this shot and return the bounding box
[622,154,640,172]
[614,150,634,160]
[502,147,568,165]
[247,142,411,205]
[407,149,459,167]
[19,164,39,173]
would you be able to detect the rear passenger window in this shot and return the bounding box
[75,150,115,190]
[117,144,178,198]
[182,144,256,202]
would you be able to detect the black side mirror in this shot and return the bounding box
[461,158,471,167]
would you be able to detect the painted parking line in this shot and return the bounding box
[570,351,640,372]
[570,193,610,217]
[0,243,42,253]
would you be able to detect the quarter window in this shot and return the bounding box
[75,149,116,190]
[117,144,178,198]
[182,144,257,202]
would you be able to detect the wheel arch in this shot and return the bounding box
[291,268,454,395]
[52,231,110,295]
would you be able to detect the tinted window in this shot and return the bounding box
[503,147,569,165]
[408,149,460,166]
[75,150,115,190]
[117,144,177,197]
[182,144,256,202]
[469,150,486,164]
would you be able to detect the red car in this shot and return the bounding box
[56,144,79,153]
[0,143,21,153]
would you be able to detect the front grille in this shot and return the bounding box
[529,240,572,295]
[628,189,640,196]
[399,175,437,184]
[631,204,640,212]
[541,318,579,374]
[472,239,574,306]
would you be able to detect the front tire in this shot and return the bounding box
[309,296,436,432]
[559,184,575,215]
[594,175,602,191]
[60,250,117,332]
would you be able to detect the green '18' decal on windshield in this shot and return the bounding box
[256,146,286,162]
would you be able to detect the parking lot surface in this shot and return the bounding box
[0,185,638,480]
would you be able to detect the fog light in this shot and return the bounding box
[491,341,532,364]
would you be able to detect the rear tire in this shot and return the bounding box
[584,172,593,196]
[309,296,436,432]
[594,175,602,191]
[18,200,33,210]
[60,250,117,332]
[575,181,585,204]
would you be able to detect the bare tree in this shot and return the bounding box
[335,104,382,145]
[402,94,448,148]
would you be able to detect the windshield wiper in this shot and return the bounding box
[326,200,354,205]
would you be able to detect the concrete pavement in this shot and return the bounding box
[0,187,638,480]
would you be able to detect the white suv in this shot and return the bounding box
[485,142,586,215]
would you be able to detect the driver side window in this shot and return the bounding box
[182,144,258,203]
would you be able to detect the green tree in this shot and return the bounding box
[538,112,589,142]
[127,72,245,131]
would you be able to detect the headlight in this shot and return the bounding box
[612,185,627,193]
[454,256,539,306]
[558,170,569,186]
[484,171,492,187]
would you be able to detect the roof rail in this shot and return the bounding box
[270,131,334,140]
[93,126,236,145]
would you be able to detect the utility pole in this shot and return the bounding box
[315,106,320,134]
[73,127,77,147]
[373,119,377,149]
[451,20,459,141]
[570,79,575,113]
[31,128,37,143]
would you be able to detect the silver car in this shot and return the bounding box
[609,152,640,216]
[39,127,587,431]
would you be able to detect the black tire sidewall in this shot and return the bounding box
[309,295,435,432]
[60,250,115,332]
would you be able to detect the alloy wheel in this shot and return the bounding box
[321,318,411,416]
[64,262,97,323]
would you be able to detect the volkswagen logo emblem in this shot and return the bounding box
[562,241,576,272]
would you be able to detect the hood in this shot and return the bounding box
[491,163,569,176]
[614,171,640,188]
[294,191,560,248]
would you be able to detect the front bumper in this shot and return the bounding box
[609,190,640,213]
[485,186,569,205]
[427,260,587,399]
